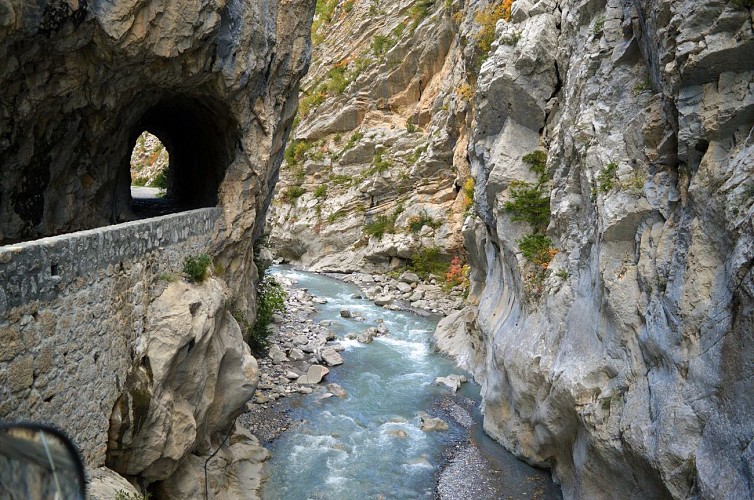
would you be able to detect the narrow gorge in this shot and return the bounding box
[0,0,752,499]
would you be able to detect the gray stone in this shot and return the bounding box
[321,347,344,366]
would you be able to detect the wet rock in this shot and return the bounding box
[321,347,344,366]
[419,414,449,432]
[340,309,352,318]
[434,375,468,392]
[374,295,393,306]
[327,383,348,398]
[298,365,329,385]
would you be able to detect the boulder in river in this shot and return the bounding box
[299,365,330,385]
[419,414,449,432]
[327,383,348,398]
[374,295,393,306]
[340,309,352,318]
[321,347,344,366]
[434,374,467,392]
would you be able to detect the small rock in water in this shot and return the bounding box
[419,414,449,432]
[434,374,467,392]
[340,309,352,318]
[321,347,344,366]
[325,330,337,341]
[351,294,363,299]
[319,320,333,326]
[297,387,313,394]
[387,429,408,439]
[312,297,328,304]
[327,383,348,398]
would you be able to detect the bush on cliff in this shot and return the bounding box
[237,275,286,355]
[183,254,212,283]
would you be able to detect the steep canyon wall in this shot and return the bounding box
[1,0,313,496]
[436,0,754,498]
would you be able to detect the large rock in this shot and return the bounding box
[321,347,344,366]
[88,467,141,500]
[155,424,270,499]
[106,279,258,485]
[298,364,329,385]
[446,2,754,499]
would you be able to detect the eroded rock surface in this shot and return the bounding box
[0,0,313,308]
[0,1,313,497]
[435,1,754,499]
[265,0,477,273]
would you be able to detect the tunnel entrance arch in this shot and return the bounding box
[122,95,240,218]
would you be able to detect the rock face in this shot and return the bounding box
[434,1,754,499]
[0,0,313,309]
[265,0,474,273]
[106,279,260,485]
[0,0,313,497]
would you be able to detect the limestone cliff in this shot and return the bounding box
[265,0,477,272]
[435,0,754,498]
[0,0,313,497]
[0,0,312,308]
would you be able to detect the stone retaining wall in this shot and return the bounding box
[0,208,220,465]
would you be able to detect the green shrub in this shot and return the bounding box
[597,162,618,194]
[409,246,449,279]
[372,35,396,56]
[593,15,605,36]
[409,0,436,31]
[517,234,554,267]
[364,214,395,239]
[406,119,417,133]
[503,181,550,229]
[282,185,306,202]
[407,210,441,233]
[522,150,548,182]
[242,275,287,354]
[148,168,168,189]
[327,209,348,223]
[474,1,513,56]
[314,184,327,198]
[183,254,212,283]
[284,139,312,166]
[342,131,364,152]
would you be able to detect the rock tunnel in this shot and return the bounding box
[123,96,240,218]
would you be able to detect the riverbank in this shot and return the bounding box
[239,266,560,499]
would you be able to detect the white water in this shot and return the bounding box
[261,266,561,500]
[262,267,469,499]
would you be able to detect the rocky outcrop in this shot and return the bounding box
[265,0,477,273]
[0,0,313,497]
[435,1,754,498]
[106,278,262,491]
[0,0,313,309]
[130,132,169,188]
